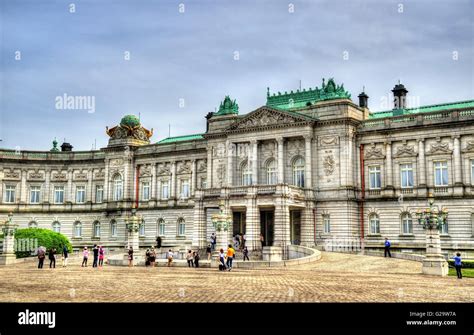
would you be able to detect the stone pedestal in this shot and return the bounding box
[262,246,283,262]
[0,215,18,265]
[127,230,139,252]
[216,229,228,253]
[422,229,448,276]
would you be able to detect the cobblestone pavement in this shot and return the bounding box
[0,252,472,302]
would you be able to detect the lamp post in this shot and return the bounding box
[0,212,18,265]
[124,208,141,252]
[211,201,232,252]
[415,193,449,276]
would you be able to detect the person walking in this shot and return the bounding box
[453,252,463,279]
[194,251,200,268]
[226,244,235,271]
[82,247,89,267]
[92,244,99,268]
[156,236,162,249]
[37,246,45,269]
[149,247,156,268]
[167,249,174,267]
[218,248,226,271]
[145,248,151,267]
[98,246,105,267]
[62,245,69,267]
[384,238,392,258]
[186,250,194,267]
[243,246,250,261]
[210,233,217,251]
[242,234,246,249]
[128,247,134,267]
[206,244,212,261]
[48,247,56,268]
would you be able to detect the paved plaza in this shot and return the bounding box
[0,252,472,303]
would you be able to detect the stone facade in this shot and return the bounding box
[1,81,473,256]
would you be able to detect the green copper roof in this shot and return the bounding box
[369,100,474,119]
[215,96,239,115]
[158,134,204,144]
[266,78,351,110]
[120,114,140,127]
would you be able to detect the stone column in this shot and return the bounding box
[20,169,27,203]
[0,214,18,265]
[417,139,427,197]
[103,164,109,202]
[274,195,291,248]
[191,160,197,196]
[123,158,130,201]
[453,136,462,184]
[192,196,207,249]
[151,163,157,200]
[385,141,393,187]
[277,137,284,183]
[227,141,234,186]
[245,190,260,250]
[171,162,177,198]
[251,140,258,185]
[44,170,51,203]
[207,146,213,188]
[304,136,312,188]
[67,169,73,202]
[87,169,93,202]
[300,203,314,246]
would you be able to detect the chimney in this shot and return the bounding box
[205,112,214,132]
[60,142,73,152]
[392,82,408,109]
[358,90,369,108]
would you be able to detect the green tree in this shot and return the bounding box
[14,228,72,258]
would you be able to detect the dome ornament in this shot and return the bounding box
[106,114,153,147]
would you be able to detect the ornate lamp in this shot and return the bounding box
[124,208,142,252]
[211,201,232,251]
[415,193,449,276]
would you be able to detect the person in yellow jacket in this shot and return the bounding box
[226,244,235,271]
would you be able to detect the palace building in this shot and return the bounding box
[1,78,474,257]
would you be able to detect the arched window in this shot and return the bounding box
[139,220,145,236]
[74,221,82,237]
[266,159,277,184]
[112,174,123,201]
[241,161,252,186]
[93,221,101,237]
[158,219,165,236]
[110,220,117,237]
[52,221,61,233]
[401,213,413,234]
[177,218,186,236]
[292,157,305,188]
[28,221,38,228]
[369,214,380,235]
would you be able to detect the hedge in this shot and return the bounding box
[448,259,474,269]
[14,228,72,258]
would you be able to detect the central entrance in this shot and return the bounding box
[260,210,274,247]
[232,211,246,236]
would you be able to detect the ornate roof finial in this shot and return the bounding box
[215,95,239,116]
[50,138,59,152]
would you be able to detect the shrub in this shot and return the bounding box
[14,228,72,258]
[448,259,474,269]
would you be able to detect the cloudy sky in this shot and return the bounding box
[1,0,473,151]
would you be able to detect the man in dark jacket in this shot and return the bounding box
[384,238,392,258]
[92,244,99,268]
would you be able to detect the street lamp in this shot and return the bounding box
[0,212,18,265]
[415,193,449,276]
[211,201,232,251]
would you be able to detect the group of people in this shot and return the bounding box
[37,245,70,269]
[185,249,200,268]
[81,244,105,267]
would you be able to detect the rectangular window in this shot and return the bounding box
[30,186,41,204]
[323,215,331,234]
[4,185,16,203]
[161,181,169,199]
[54,186,64,204]
[142,181,150,201]
[400,164,414,188]
[76,186,86,203]
[95,185,103,203]
[181,179,190,198]
[368,166,381,189]
[200,178,207,189]
[434,161,448,186]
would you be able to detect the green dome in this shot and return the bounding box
[120,115,140,128]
